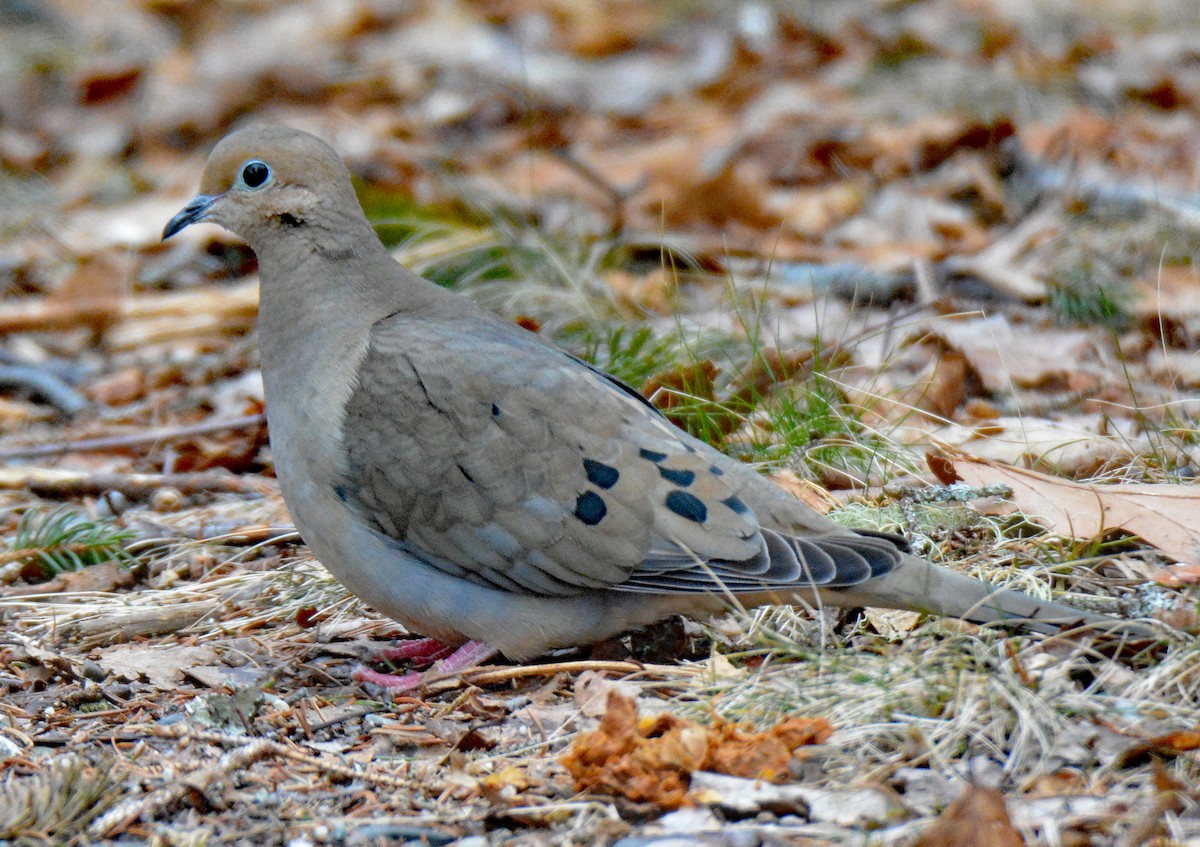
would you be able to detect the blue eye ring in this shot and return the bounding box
[240,160,271,189]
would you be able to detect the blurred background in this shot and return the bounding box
[2,3,1200,843]
[2,0,1199,487]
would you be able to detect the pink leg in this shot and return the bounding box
[353,665,423,691]
[352,662,424,691]
[352,639,498,693]
[432,639,497,674]
[377,637,455,665]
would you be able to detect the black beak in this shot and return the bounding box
[162,194,219,240]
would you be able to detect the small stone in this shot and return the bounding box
[150,487,184,512]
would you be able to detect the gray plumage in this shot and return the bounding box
[163,125,1151,667]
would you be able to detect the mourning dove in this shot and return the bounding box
[164,126,1150,690]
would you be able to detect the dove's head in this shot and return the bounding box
[163,125,365,248]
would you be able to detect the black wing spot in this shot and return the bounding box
[492,403,501,417]
[583,458,620,489]
[722,495,749,515]
[658,466,696,486]
[665,490,707,524]
[709,464,725,476]
[639,448,668,463]
[459,465,474,483]
[574,491,608,526]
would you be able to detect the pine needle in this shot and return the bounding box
[3,506,134,577]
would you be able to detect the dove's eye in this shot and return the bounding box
[240,160,271,189]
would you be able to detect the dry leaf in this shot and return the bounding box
[86,367,147,407]
[1150,563,1200,587]
[918,414,1135,476]
[941,446,1200,563]
[914,785,1025,847]
[641,359,734,434]
[725,347,836,410]
[561,691,833,809]
[894,332,986,421]
[479,765,530,797]
[766,469,840,514]
[1117,727,1200,768]
[96,643,219,689]
[573,670,642,718]
[605,268,677,315]
[657,160,780,231]
[561,689,691,807]
[779,182,864,236]
[932,314,1095,394]
[927,451,961,485]
[1132,264,1200,320]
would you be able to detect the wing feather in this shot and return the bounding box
[337,314,908,601]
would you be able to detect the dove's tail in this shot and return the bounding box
[818,553,1156,637]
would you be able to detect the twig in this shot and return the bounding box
[458,660,645,686]
[0,280,258,340]
[0,413,265,460]
[0,467,273,499]
[1005,640,1035,688]
[88,735,277,837]
[0,365,89,415]
[89,726,416,837]
[551,148,646,238]
[62,601,221,646]
[429,659,693,692]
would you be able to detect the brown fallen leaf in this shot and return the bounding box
[909,334,987,421]
[605,268,677,315]
[1117,727,1200,768]
[642,347,843,439]
[642,359,733,435]
[927,451,961,486]
[725,347,846,412]
[560,689,691,808]
[560,690,833,809]
[528,0,658,56]
[96,643,219,689]
[1150,563,1200,587]
[939,446,1200,564]
[478,764,531,805]
[657,159,781,231]
[931,313,1096,394]
[766,469,840,514]
[642,360,720,407]
[86,366,147,407]
[49,254,127,343]
[1,561,134,598]
[914,785,1025,847]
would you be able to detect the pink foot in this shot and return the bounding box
[377,637,455,666]
[353,666,423,690]
[433,639,498,674]
[352,639,498,693]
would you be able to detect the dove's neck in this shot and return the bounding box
[255,223,398,362]
[251,221,431,495]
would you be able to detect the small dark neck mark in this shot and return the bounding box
[279,212,305,227]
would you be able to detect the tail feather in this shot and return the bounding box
[820,553,1156,637]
